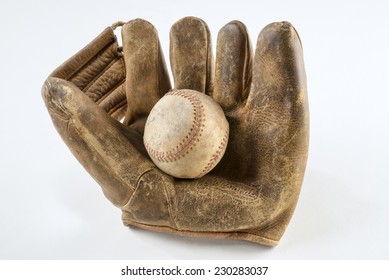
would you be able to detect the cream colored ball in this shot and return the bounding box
[143,89,229,179]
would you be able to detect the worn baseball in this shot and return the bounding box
[143,89,229,179]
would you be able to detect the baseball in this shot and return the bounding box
[143,89,229,179]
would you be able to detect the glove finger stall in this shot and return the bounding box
[213,20,252,109]
[170,16,213,93]
[122,19,171,125]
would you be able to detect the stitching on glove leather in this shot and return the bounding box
[123,219,278,244]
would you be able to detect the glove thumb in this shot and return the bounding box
[42,77,155,207]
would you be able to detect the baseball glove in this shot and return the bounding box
[42,17,309,246]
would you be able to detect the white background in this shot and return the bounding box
[1,0,388,259]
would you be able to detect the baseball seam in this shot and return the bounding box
[196,130,229,178]
[145,90,205,163]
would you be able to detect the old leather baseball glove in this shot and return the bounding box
[42,17,309,246]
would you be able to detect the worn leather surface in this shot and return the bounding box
[42,17,309,246]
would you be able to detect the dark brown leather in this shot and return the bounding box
[42,17,309,246]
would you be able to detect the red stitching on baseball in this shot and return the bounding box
[196,130,229,178]
[145,90,204,163]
